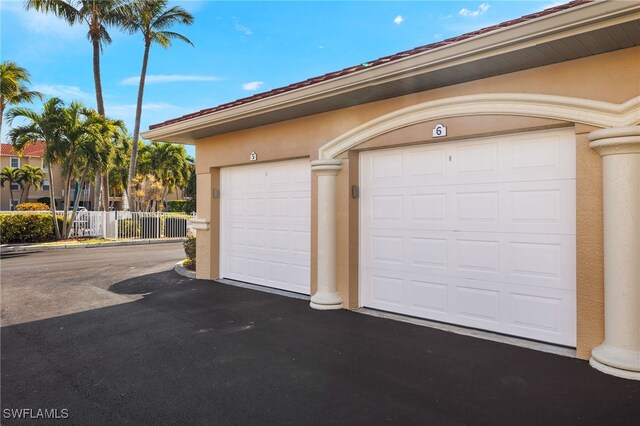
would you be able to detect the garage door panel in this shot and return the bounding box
[453,142,499,177]
[409,279,449,314]
[455,286,501,323]
[361,129,576,346]
[371,275,405,306]
[503,131,575,181]
[292,196,311,218]
[364,180,575,235]
[221,159,311,294]
[405,148,448,182]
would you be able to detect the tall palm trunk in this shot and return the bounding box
[128,42,151,212]
[92,34,109,211]
[21,183,31,204]
[61,155,76,238]
[92,38,105,117]
[46,161,61,240]
[102,174,109,211]
[8,184,15,208]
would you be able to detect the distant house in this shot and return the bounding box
[144,0,640,380]
[0,142,70,210]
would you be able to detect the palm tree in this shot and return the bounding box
[123,0,193,210]
[108,135,131,208]
[6,98,66,238]
[56,101,115,237]
[25,0,129,211]
[94,114,127,210]
[17,164,45,203]
[137,141,189,211]
[0,167,22,209]
[0,61,43,135]
[24,1,127,116]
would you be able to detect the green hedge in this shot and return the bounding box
[15,202,50,211]
[0,213,67,244]
[167,200,188,212]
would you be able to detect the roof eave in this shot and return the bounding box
[142,0,640,143]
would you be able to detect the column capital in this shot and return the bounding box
[311,159,343,174]
[589,126,640,156]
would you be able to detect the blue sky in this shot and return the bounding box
[1,1,563,157]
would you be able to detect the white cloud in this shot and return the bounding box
[433,34,443,40]
[439,14,453,20]
[1,1,85,39]
[393,15,405,25]
[235,22,253,36]
[242,81,264,91]
[121,74,222,86]
[459,3,491,18]
[33,84,94,102]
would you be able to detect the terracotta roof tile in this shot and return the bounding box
[1,142,46,158]
[149,0,591,131]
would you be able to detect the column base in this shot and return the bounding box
[590,344,640,381]
[310,292,343,310]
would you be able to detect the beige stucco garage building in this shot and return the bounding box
[144,0,640,380]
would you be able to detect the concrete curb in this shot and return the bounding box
[174,260,196,279]
[0,238,185,253]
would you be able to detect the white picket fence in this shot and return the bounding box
[1,210,196,240]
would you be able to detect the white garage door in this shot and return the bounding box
[360,129,576,346]
[221,159,311,294]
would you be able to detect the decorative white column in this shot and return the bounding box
[588,126,640,381]
[310,159,343,310]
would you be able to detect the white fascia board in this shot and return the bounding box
[142,0,640,143]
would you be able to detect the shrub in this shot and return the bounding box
[184,197,195,214]
[0,213,66,244]
[183,236,196,270]
[15,202,50,211]
[167,200,188,212]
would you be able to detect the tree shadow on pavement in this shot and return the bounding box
[108,270,190,295]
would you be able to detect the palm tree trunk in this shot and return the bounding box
[93,175,101,210]
[68,170,88,239]
[62,166,75,238]
[161,186,169,207]
[128,42,151,212]
[21,183,30,204]
[101,174,109,212]
[8,186,15,208]
[91,33,107,211]
[92,37,105,116]
[46,162,61,240]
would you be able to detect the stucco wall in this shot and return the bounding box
[0,155,64,210]
[194,46,639,359]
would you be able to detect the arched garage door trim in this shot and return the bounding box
[318,93,640,159]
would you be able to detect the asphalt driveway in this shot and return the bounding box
[1,245,639,425]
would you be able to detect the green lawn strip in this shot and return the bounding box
[34,238,113,247]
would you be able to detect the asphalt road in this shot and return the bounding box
[1,243,187,326]
[1,244,640,425]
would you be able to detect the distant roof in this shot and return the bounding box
[1,142,45,157]
[149,0,591,131]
